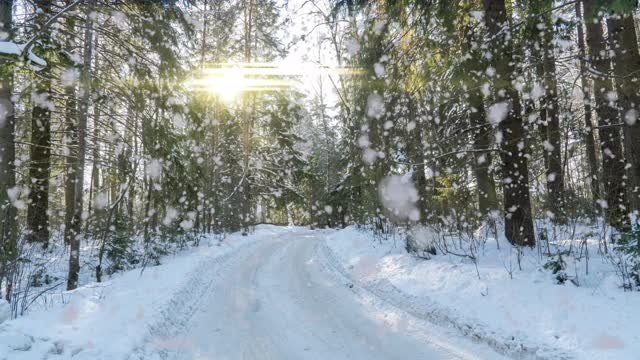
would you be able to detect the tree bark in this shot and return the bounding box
[462,20,498,218]
[607,12,640,220]
[527,0,565,221]
[241,0,255,232]
[87,93,100,229]
[469,90,499,217]
[583,0,630,231]
[63,0,77,246]
[0,0,17,301]
[482,0,535,247]
[67,2,94,290]
[27,0,53,247]
[406,100,430,223]
[538,0,565,222]
[575,1,602,206]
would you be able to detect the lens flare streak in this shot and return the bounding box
[186,62,364,99]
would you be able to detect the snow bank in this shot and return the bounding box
[323,225,640,360]
[0,226,287,360]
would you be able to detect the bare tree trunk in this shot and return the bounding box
[583,0,630,231]
[63,0,77,246]
[406,100,431,223]
[0,0,17,301]
[470,90,499,217]
[27,0,53,247]
[461,19,498,218]
[143,175,153,243]
[127,111,138,234]
[575,1,602,206]
[539,0,565,222]
[86,31,100,233]
[527,0,565,222]
[87,97,100,228]
[67,2,94,290]
[482,0,535,247]
[607,12,640,220]
[241,0,255,233]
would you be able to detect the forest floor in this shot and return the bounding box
[1,225,638,359]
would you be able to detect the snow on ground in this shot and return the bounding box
[0,301,8,325]
[323,225,640,360]
[0,226,286,360]
[3,224,638,360]
[133,227,508,360]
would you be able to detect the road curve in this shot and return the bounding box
[170,229,507,360]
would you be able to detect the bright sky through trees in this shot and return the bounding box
[186,62,364,100]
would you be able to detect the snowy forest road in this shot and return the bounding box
[166,229,507,360]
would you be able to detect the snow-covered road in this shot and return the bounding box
[158,228,507,360]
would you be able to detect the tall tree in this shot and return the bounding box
[607,7,640,220]
[575,1,601,206]
[63,0,77,246]
[0,0,17,301]
[26,0,53,247]
[482,0,536,246]
[461,8,498,218]
[583,0,630,231]
[240,0,255,232]
[531,0,565,221]
[67,1,94,290]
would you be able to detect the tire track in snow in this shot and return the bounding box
[128,239,263,360]
[318,237,571,360]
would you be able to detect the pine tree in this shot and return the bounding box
[530,0,566,222]
[0,0,17,301]
[27,0,54,247]
[67,0,94,290]
[606,6,640,220]
[482,0,535,246]
[575,1,602,206]
[583,0,630,231]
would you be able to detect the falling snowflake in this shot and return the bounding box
[624,109,638,126]
[146,159,162,179]
[487,102,509,127]
[366,93,385,119]
[378,174,420,221]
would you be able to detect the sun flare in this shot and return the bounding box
[186,62,364,100]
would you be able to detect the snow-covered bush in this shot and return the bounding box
[104,213,140,276]
[543,251,570,285]
[406,225,437,259]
